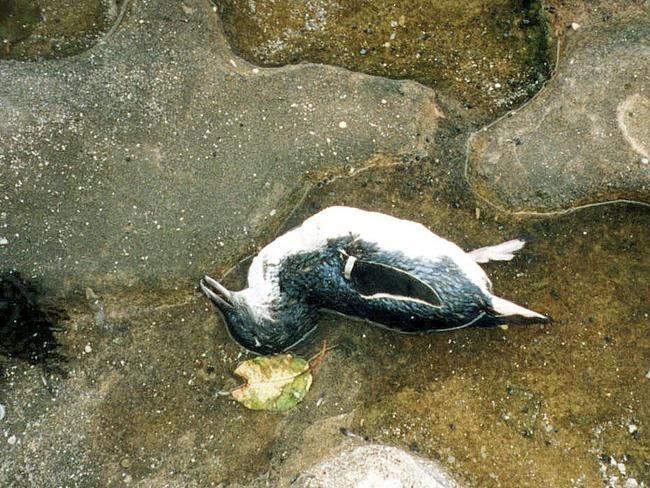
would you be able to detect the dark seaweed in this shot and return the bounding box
[0,272,64,366]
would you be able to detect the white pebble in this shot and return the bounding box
[624,478,639,488]
[338,121,348,129]
[252,68,260,74]
[570,22,581,30]
[7,435,16,445]
[0,403,5,421]
[84,344,92,354]
[0,237,7,246]
[645,370,650,379]
[618,463,626,475]
[494,83,502,89]
[628,424,638,434]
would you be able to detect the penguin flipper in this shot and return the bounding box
[343,256,443,308]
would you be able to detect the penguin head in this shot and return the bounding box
[200,276,316,354]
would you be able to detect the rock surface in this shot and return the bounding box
[0,0,439,294]
[294,443,460,488]
[467,20,650,213]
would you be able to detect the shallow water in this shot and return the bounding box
[1,154,648,487]
[220,0,551,116]
[283,163,650,486]
[0,0,113,60]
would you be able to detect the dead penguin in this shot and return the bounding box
[201,206,548,354]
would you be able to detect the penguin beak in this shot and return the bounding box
[200,275,234,310]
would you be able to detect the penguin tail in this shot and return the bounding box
[489,296,550,324]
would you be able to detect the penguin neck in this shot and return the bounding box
[231,287,319,354]
[236,287,275,322]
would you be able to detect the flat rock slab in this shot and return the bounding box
[294,443,460,488]
[467,21,650,213]
[0,0,440,293]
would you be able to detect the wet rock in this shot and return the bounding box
[0,0,440,294]
[467,20,650,213]
[0,0,113,60]
[293,443,460,488]
[499,385,542,439]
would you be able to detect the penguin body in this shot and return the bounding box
[201,206,547,354]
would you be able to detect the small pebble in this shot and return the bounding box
[624,478,639,488]
[0,403,5,421]
[338,121,348,129]
[0,237,7,246]
[359,48,367,55]
[641,157,649,165]
[570,22,581,30]
[252,68,259,74]
[645,370,650,379]
[628,424,638,434]
[84,344,92,354]
[7,434,16,445]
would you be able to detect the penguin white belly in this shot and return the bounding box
[292,207,491,292]
[263,206,492,294]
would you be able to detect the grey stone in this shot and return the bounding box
[467,21,650,214]
[293,443,460,488]
[0,0,439,293]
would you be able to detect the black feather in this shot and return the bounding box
[350,259,442,307]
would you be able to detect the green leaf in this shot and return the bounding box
[231,354,312,412]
